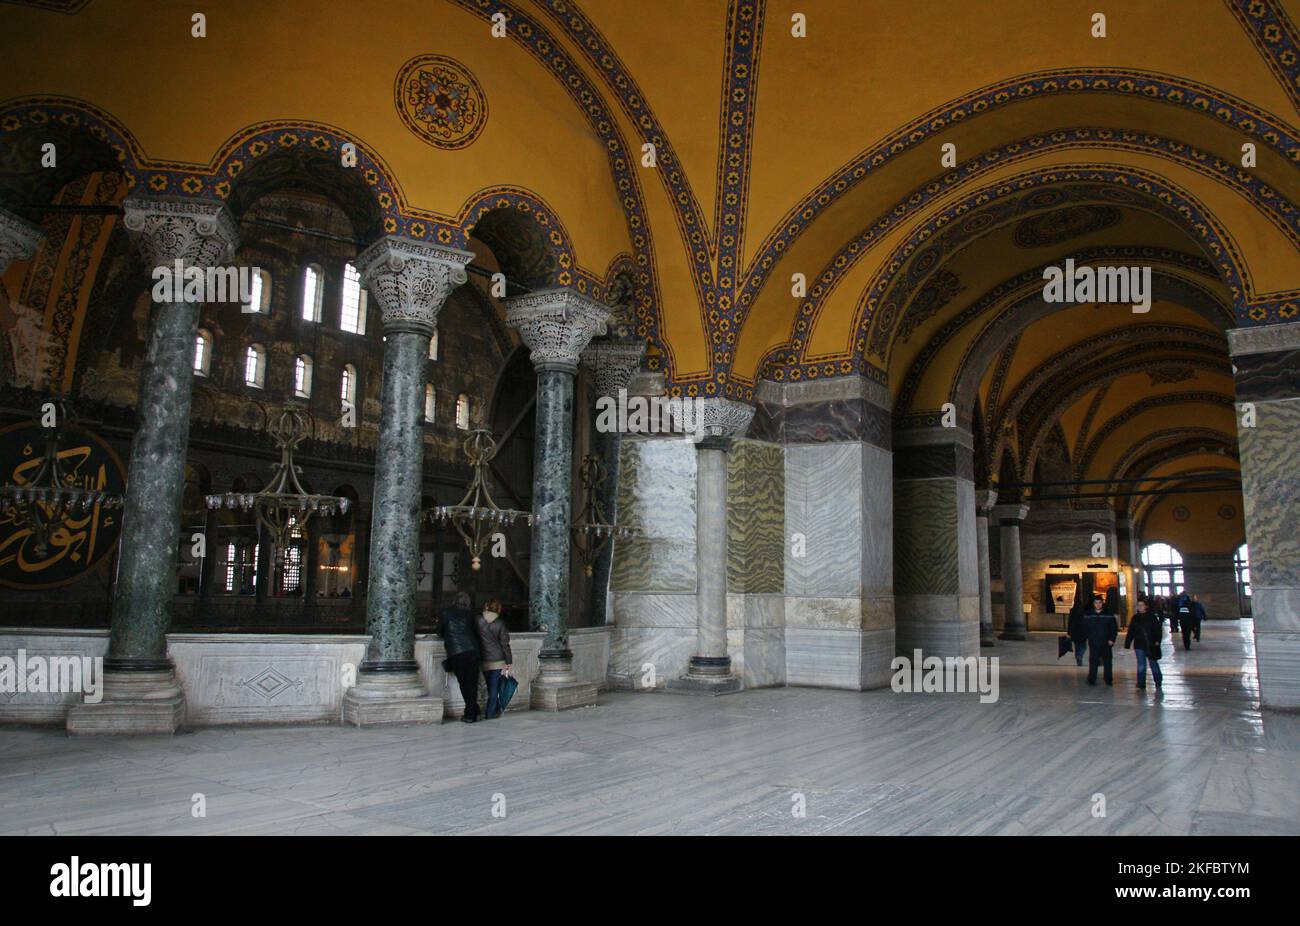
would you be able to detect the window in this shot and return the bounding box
[1140,542,1184,599]
[223,540,259,595]
[424,384,436,423]
[194,330,212,376]
[1235,543,1251,615]
[294,355,313,398]
[280,518,304,596]
[340,262,367,334]
[245,268,270,314]
[340,363,357,413]
[244,344,266,388]
[455,393,470,430]
[428,326,439,360]
[301,264,323,322]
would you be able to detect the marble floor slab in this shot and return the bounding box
[0,621,1294,835]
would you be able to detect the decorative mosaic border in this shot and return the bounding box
[1229,0,1300,114]
[1074,391,1238,481]
[1107,427,1239,488]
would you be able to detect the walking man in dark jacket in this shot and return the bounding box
[1067,598,1089,667]
[1084,594,1119,686]
[1123,598,1163,691]
[438,592,482,723]
[1174,591,1201,650]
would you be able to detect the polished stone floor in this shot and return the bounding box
[1,620,1296,835]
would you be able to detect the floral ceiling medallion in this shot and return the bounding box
[394,54,487,150]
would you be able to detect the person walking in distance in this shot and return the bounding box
[1084,593,1119,686]
[1124,598,1163,691]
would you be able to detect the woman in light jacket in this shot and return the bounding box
[476,598,513,720]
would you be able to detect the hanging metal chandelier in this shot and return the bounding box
[570,453,630,577]
[430,428,533,570]
[205,406,350,551]
[0,397,124,558]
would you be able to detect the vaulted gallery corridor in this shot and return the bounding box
[1,0,1298,856]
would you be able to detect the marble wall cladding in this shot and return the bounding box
[1018,509,1120,630]
[893,596,981,655]
[0,629,109,724]
[1237,397,1300,593]
[169,634,369,725]
[724,592,786,688]
[727,440,785,594]
[785,628,894,690]
[1183,553,1242,619]
[569,626,613,691]
[415,633,545,718]
[611,438,698,593]
[893,480,961,596]
[607,592,696,688]
[749,398,892,447]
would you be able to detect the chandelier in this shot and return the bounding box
[570,453,630,577]
[429,428,533,570]
[205,406,350,552]
[0,398,124,558]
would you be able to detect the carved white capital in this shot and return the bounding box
[580,337,646,396]
[355,237,472,336]
[121,197,239,269]
[0,208,44,276]
[690,396,756,440]
[975,489,999,515]
[505,288,610,371]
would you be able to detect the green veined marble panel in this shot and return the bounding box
[894,479,960,596]
[728,440,785,594]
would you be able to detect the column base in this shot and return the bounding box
[66,666,186,735]
[530,650,597,711]
[342,664,442,727]
[665,674,743,696]
[998,626,1028,641]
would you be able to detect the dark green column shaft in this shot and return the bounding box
[531,367,576,658]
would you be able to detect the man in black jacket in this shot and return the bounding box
[1083,594,1119,686]
[438,592,482,723]
[1123,598,1163,691]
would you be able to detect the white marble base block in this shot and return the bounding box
[0,629,109,725]
[415,632,544,718]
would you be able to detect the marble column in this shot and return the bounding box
[0,208,44,275]
[579,337,645,625]
[1227,321,1300,710]
[504,289,610,710]
[667,398,755,694]
[342,237,471,726]
[69,197,238,734]
[976,489,998,647]
[995,503,1030,640]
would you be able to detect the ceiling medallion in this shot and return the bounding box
[394,54,488,150]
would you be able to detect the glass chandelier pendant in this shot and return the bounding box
[205,406,350,555]
[430,428,533,570]
[570,453,631,577]
[0,397,124,558]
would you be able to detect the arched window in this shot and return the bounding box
[424,384,436,423]
[1140,542,1184,599]
[194,329,212,377]
[428,326,439,360]
[245,268,271,315]
[1235,543,1251,615]
[340,363,357,413]
[340,261,367,334]
[244,344,266,388]
[455,393,470,430]
[294,354,313,398]
[301,264,323,322]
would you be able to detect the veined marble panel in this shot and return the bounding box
[611,438,697,593]
[894,479,960,596]
[860,444,894,593]
[1238,397,1300,591]
[785,627,894,690]
[1254,632,1300,710]
[569,626,613,691]
[727,439,785,594]
[743,627,787,688]
[415,633,544,718]
[607,624,696,689]
[892,600,981,657]
[785,595,894,631]
[785,443,863,597]
[0,629,109,724]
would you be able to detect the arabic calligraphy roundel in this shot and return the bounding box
[395,54,488,150]
[0,422,126,589]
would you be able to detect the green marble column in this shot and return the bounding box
[505,289,610,710]
[342,237,472,726]
[69,197,239,734]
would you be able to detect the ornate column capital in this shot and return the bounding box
[680,396,755,450]
[992,502,1030,523]
[121,197,239,269]
[504,287,610,372]
[580,337,645,396]
[0,208,44,275]
[355,237,472,336]
[975,489,999,516]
